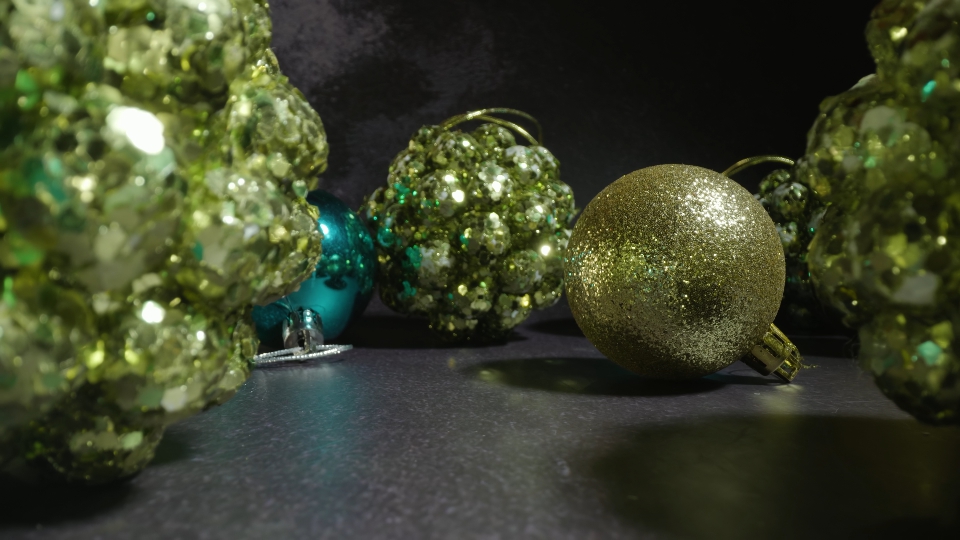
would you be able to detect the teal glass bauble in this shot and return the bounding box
[252,190,377,347]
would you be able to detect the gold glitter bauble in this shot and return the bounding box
[564,164,786,379]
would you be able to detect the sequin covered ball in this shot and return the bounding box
[363,118,576,343]
[754,168,831,330]
[0,0,327,481]
[799,0,960,423]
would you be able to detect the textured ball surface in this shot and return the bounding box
[565,165,785,379]
[754,168,832,330]
[363,123,576,343]
[796,0,960,424]
[0,0,326,482]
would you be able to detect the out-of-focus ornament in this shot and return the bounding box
[252,189,376,353]
[362,109,577,343]
[564,164,804,382]
[795,0,960,424]
[0,0,328,482]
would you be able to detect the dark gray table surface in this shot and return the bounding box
[2,302,958,540]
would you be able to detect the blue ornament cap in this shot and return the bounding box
[252,190,377,348]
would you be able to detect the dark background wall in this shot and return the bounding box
[270,0,879,211]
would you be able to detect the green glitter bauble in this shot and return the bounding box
[0,0,327,482]
[753,168,832,331]
[801,0,960,424]
[0,270,95,443]
[363,111,577,343]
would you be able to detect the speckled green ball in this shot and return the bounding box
[0,270,95,442]
[0,0,328,482]
[363,118,576,343]
[754,168,831,330]
[800,0,960,424]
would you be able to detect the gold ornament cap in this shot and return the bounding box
[742,323,804,382]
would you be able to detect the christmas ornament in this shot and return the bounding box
[784,0,960,423]
[564,164,804,381]
[252,189,376,351]
[747,159,833,331]
[0,0,328,482]
[362,109,577,343]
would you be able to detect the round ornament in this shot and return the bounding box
[798,0,960,424]
[363,109,577,343]
[565,164,802,381]
[253,190,377,348]
[0,0,328,482]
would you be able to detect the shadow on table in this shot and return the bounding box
[338,315,525,349]
[588,414,960,540]
[0,467,134,528]
[463,357,728,396]
[150,428,193,466]
[524,317,584,337]
[0,429,196,528]
[523,318,861,361]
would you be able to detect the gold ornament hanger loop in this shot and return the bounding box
[723,154,804,382]
[440,108,543,146]
[721,155,796,178]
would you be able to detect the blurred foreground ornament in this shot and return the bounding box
[0,0,328,482]
[564,164,805,382]
[793,0,960,423]
[362,109,577,343]
[252,189,376,360]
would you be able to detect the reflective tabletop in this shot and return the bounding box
[2,301,958,540]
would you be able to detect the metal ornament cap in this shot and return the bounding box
[564,164,796,380]
[743,323,804,382]
[252,308,353,368]
[283,307,325,351]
